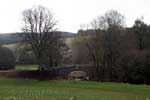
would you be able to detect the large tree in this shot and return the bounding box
[21,5,58,70]
[87,10,125,81]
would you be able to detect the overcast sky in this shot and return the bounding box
[0,0,150,33]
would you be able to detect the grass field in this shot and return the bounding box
[15,65,38,70]
[0,78,149,100]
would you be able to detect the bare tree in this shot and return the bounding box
[103,10,125,81]
[21,5,57,70]
[133,18,148,50]
[87,10,125,81]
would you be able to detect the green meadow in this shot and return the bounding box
[0,78,149,100]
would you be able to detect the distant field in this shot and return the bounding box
[15,65,38,70]
[0,78,149,100]
[3,43,18,51]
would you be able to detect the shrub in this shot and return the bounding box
[118,50,150,84]
[0,46,15,70]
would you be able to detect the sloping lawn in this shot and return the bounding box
[0,78,149,100]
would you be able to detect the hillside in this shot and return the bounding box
[0,32,76,44]
[0,33,21,44]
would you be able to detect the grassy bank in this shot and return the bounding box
[0,78,149,100]
[15,65,38,70]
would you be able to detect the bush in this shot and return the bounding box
[0,46,15,70]
[118,50,150,84]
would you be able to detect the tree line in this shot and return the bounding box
[72,10,150,84]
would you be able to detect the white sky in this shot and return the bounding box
[0,0,150,33]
